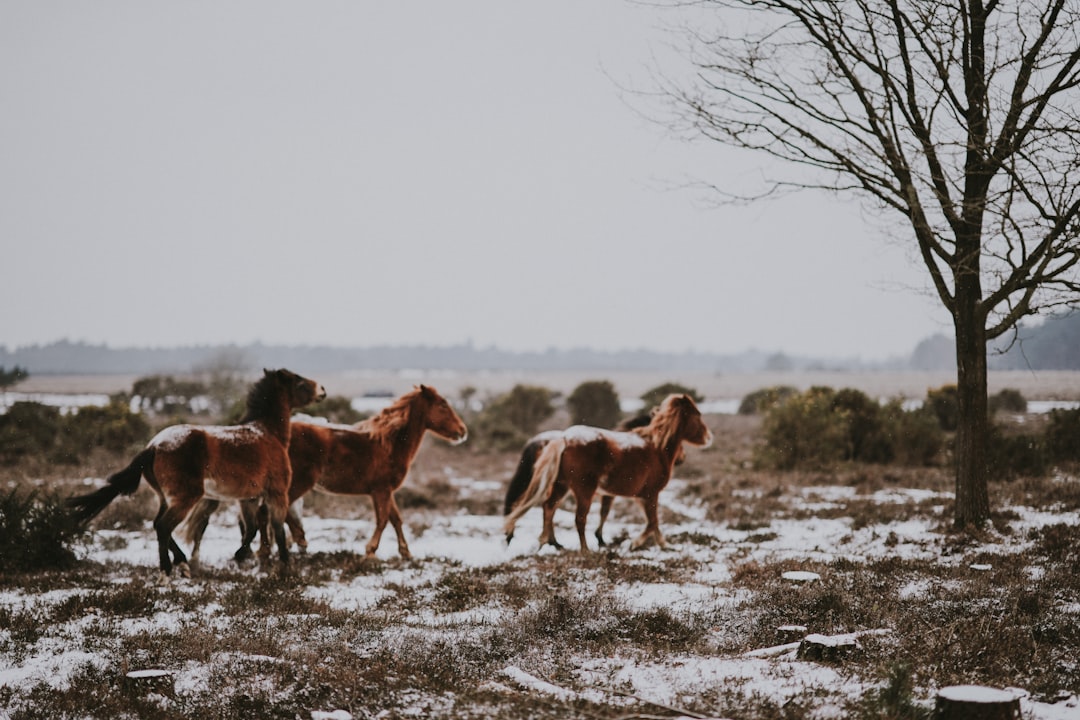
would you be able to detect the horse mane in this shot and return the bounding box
[638,394,687,452]
[240,370,286,423]
[358,386,424,440]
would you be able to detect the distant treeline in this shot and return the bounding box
[3,312,1078,376]
[882,311,1080,372]
[0,339,888,376]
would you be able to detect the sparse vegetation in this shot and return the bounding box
[0,364,29,389]
[2,375,1079,719]
[470,384,555,450]
[0,489,86,572]
[640,382,702,412]
[738,385,798,415]
[565,380,620,428]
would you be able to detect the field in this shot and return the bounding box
[2,372,1080,719]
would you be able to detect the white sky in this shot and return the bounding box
[0,1,949,359]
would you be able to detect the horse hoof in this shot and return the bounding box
[157,571,171,585]
[176,562,191,579]
[234,547,253,564]
[505,532,514,546]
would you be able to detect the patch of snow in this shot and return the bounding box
[500,665,578,701]
[311,711,354,720]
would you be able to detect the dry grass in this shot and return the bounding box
[3,396,1080,719]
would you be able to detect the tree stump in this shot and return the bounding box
[933,685,1021,720]
[782,570,821,583]
[796,632,859,662]
[123,669,175,698]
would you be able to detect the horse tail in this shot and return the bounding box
[504,436,550,516]
[180,497,219,547]
[503,436,565,542]
[67,447,154,527]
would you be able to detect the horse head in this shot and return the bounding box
[653,393,713,450]
[674,394,713,447]
[265,368,327,410]
[417,384,468,445]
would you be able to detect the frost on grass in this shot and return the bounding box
[3,462,1080,719]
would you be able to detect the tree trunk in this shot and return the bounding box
[953,283,990,527]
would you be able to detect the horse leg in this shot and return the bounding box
[187,498,219,567]
[387,494,412,560]
[538,481,569,550]
[572,484,597,553]
[255,502,273,561]
[234,499,261,563]
[286,497,307,553]
[168,536,191,578]
[631,494,666,550]
[264,490,290,566]
[595,495,614,547]
[365,490,391,558]
[154,498,196,578]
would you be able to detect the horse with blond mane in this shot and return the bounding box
[184,384,467,561]
[503,412,686,548]
[67,369,325,577]
[504,394,712,552]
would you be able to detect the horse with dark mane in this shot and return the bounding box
[504,394,712,552]
[67,369,325,577]
[184,384,468,561]
[502,412,686,547]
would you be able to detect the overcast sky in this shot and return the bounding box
[0,1,950,359]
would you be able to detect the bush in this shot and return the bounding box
[472,384,555,451]
[759,388,946,470]
[831,388,893,464]
[131,374,209,415]
[738,385,798,415]
[566,380,620,428]
[987,425,1046,480]
[0,489,86,572]
[58,401,151,461]
[989,388,1027,415]
[640,382,702,412]
[881,403,944,467]
[0,402,63,464]
[925,384,959,431]
[0,400,152,466]
[300,395,367,425]
[758,386,848,470]
[1043,408,1080,464]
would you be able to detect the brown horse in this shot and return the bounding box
[502,412,686,547]
[67,369,326,577]
[184,384,468,561]
[504,394,712,552]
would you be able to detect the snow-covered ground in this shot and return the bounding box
[2,474,1078,719]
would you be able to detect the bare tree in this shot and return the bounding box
[661,0,1080,526]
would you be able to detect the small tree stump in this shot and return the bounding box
[123,669,175,698]
[796,632,859,662]
[933,685,1021,720]
[782,570,821,583]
